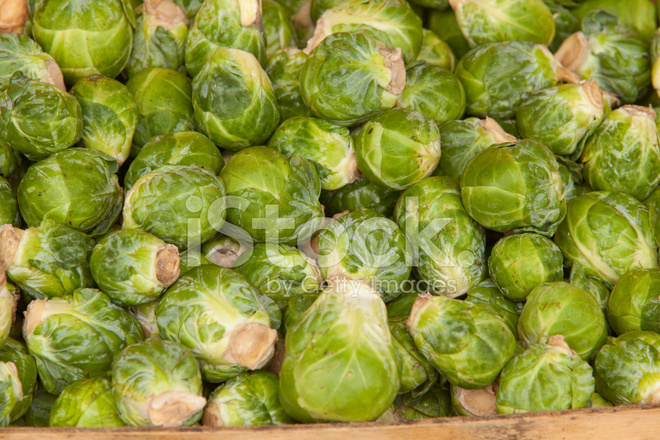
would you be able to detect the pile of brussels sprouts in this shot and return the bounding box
[3,0,660,429]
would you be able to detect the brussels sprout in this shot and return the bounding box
[545,0,580,53]
[157,266,278,382]
[317,209,411,302]
[356,109,440,191]
[0,337,36,424]
[581,106,660,201]
[594,331,660,405]
[90,230,180,306]
[0,33,64,92]
[305,0,423,65]
[572,0,657,42]
[555,11,651,104]
[129,301,159,339]
[488,234,564,302]
[438,118,516,180]
[455,41,566,120]
[408,294,516,389]
[417,30,455,71]
[461,140,566,236]
[0,221,94,300]
[264,47,312,121]
[123,165,226,249]
[126,0,189,78]
[221,146,324,244]
[427,9,470,59]
[185,0,266,78]
[23,385,56,427]
[112,339,206,426]
[70,75,138,166]
[268,117,358,191]
[300,32,405,126]
[516,81,604,158]
[0,139,21,177]
[396,62,466,126]
[320,177,401,218]
[124,131,223,191]
[23,288,144,395]
[518,282,607,360]
[466,279,523,335]
[0,360,22,427]
[17,149,123,237]
[554,191,658,286]
[32,0,135,85]
[49,378,125,427]
[280,280,400,422]
[569,262,610,310]
[451,383,497,417]
[235,243,322,310]
[262,0,297,58]
[282,291,318,333]
[450,0,555,47]
[0,76,82,161]
[606,269,660,335]
[0,177,19,227]
[192,48,280,151]
[497,336,595,413]
[203,371,293,426]
[126,67,195,156]
[394,177,486,298]
[589,392,613,408]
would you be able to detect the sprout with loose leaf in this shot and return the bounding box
[0,220,95,300]
[497,336,595,413]
[516,80,605,158]
[49,378,125,427]
[488,234,564,302]
[279,281,401,422]
[449,0,555,47]
[203,371,293,426]
[356,109,441,191]
[268,116,358,191]
[262,0,297,59]
[0,337,37,425]
[394,177,486,298]
[157,266,278,382]
[396,62,466,126]
[438,117,516,180]
[31,0,136,85]
[300,32,406,126]
[554,191,658,287]
[23,288,144,395]
[185,0,266,78]
[581,106,660,201]
[112,339,206,427]
[90,229,180,306]
[0,76,82,161]
[192,48,281,151]
[0,33,64,92]
[407,294,516,389]
[265,47,312,121]
[70,75,138,166]
[17,149,123,237]
[416,29,455,71]
[320,177,401,218]
[0,177,19,227]
[127,0,189,78]
[461,140,566,236]
[518,281,608,360]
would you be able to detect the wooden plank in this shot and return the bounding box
[2,404,660,440]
